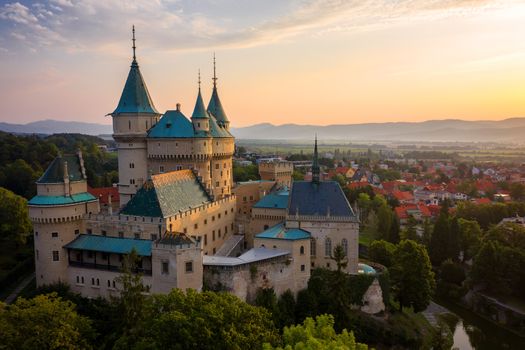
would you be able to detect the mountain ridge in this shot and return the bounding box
[2,118,525,142]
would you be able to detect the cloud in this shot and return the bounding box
[0,0,514,55]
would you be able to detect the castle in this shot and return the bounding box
[28,30,363,304]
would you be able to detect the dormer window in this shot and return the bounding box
[166,123,172,128]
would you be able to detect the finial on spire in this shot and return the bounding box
[198,69,201,91]
[132,25,136,62]
[212,52,217,88]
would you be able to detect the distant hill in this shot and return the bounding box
[2,118,525,142]
[230,118,525,142]
[0,120,112,135]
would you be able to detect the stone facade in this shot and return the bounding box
[259,161,293,188]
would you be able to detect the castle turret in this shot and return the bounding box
[111,26,161,206]
[28,151,99,286]
[207,54,230,131]
[191,71,210,134]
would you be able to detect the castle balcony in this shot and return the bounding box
[65,234,153,276]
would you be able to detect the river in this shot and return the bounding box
[435,299,525,350]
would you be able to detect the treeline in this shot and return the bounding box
[0,132,117,199]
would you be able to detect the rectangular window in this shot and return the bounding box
[212,216,215,221]
[301,264,305,272]
[194,223,198,229]
[118,231,124,238]
[36,250,39,260]
[76,276,80,283]
[204,234,208,246]
[212,230,216,241]
[215,164,219,169]
[159,165,165,173]
[215,181,219,187]
[185,261,193,273]
[102,230,107,236]
[87,251,93,258]
[225,226,228,234]
[102,253,108,260]
[35,231,38,236]
[87,229,93,235]
[134,233,140,239]
[204,219,207,225]
[151,234,157,241]
[162,261,169,275]
[218,213,221,219]
[183,228,187,234]
[52,251,59,261]
[74,229,79,235]
[51,232,58,238]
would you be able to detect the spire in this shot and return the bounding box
[111,26,159,115]
[212,52,217,88]
[207,53,229,126]
[132,25,136,63]
[312,134,320,184]
[192,70,208,120]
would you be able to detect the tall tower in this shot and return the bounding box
[111,26,161,206]
[28,152,99,286]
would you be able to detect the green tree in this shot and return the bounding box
[277,289,297,329]
[401,215,418,242]
[458,218,482,262]
[0,187,32,244]
[0,293,94,349]
[113,249,150,340]
[429,205,451,266]
[391,240,435,312]
[363,211,379,240]
[122,289,280,350]
[292,170,305,181]
[510,183,525,201]
[264,314,368,350]
[368,240,396,267]
[332,174,347,187]
[376,202,393,241]
[2,159,39,199]
[388,214,401,244]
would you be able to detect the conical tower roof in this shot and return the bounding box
[112,26,159,115]
[192,73,208,120]
[207,54,229,125]
[312,135,320,184]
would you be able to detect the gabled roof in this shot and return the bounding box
[148,110,195,138]
[207,86,229,125]
[88,186,119,205]
[112,60,159,115]
[121,170,211,218]
[191,89,209,120]
[288,181,355,217]
[256,222,310,240]
[37,154,85,183]
[64,234,152,256]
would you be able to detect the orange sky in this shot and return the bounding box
[1,0,524,127]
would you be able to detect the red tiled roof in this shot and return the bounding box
[473,197,491,205]
[392,190,414,201]
[88,186,119,205]
[347,181,370,189]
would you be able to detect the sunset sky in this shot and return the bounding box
[1,0,525,127]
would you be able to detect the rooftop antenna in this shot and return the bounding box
[132,25,136,62]
[212,52,217,88]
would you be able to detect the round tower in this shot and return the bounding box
[28,152,99,286]
[111,26,161,206]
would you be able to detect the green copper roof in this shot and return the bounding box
[207,86,229,125]
[148,110,195,138]
[37,155,85,184]
[112,60,159,115]
[121,170,211,218]
[28,192,97,206]
[253,192,289,209]
[65,234,151,256]
[209,113,232,138]
[191,89,209,120]
[256,223,311,241]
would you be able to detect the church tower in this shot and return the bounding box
[111,26,161,206]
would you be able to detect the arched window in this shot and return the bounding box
[342,238,348,257]
[310,238,316,256]
[300,245,305,255]
[325,238,332,257]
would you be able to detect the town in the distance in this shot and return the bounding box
[1,31,525,350]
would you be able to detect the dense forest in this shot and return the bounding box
[0,132,118,199]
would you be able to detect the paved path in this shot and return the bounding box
[4,272,35,304]
[422,301,450,326]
